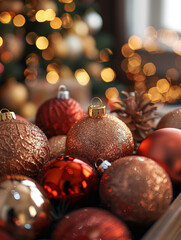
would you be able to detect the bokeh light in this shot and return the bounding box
[143,62,156,76]
[13,14,25,27]
[75,69,90,85]
[46,70,59,84]
[0,12,11,24]
[128,35,142,50]
[105,87,119,100]
[166,68,179,81]
[148,87,163,102]
[0,37,3,47]
[74,21,89,36]
[121,43,134,58]
[36,36,49,50]
[101,67,116,82]
[64,2,76,12]
[156,78,170,93]
[26,32,38,45]
[45,9,56,21]
[35,10,46,22]
[50,17,62,29]
[61,13,73,28]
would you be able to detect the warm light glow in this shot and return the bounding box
[167,86,181,101]
[105,87,119,100]
[13,14,25,27]
[166,68,179,81]
[36,36,49,50]
[143,62,156,76]
[50,17,62,29]
[42,48,54,60]
[74,21,89,36]
[61,13,73,28]
[158,29,178,46]
[173,40,181,55]
[46,71,59,84]
[59,0,73,3]
[156,79,170,93]
[128,53,142,67]
[0,37,3,47]
[100,48,112,62]
[0,12,11,24]
[64,2,76,12]
[144,26,157,39]
[148,87,162,103]
[134,74,146,82]
[35,10,46,22]
[101,67,116,82]
[144,39,158,52]
[45,9,56,21]
[75,69,90,86]
[26,32,37,45]
[121,43,134,58]
[128,35,142,50]
[29,206,37,217]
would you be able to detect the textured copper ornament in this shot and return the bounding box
[37,156,99,205]
[35,85,85,138]
[137,128,181,183]
[0,115,50,178]
[0,175,51,240]
[99,156,173,226]
[157,108,181,129]
[52,208,131,240]
[49,135,66,159]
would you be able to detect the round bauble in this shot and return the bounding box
[49,135,66,159]
[37,156,99,205]
[99,156,172,225]
[52,208,131,240]
[0,175,51,240]
[137,128,181,182]
[157,108,181,129]
[0,109,50,178]
[66,98,134,166]
[35,85,85,138]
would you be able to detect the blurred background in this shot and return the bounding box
[0,0,181,120]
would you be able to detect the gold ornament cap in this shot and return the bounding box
[88,97,106,118]
[57,85,70,100]
[0,108,16,121]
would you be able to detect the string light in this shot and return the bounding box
[13,14,26,27]
[0,12,11,24]
[0,37,3,47]
[50,17,62,29]
[101,68,116,82]
[35,10,46,22]
[36,36,49,50]
[46,70,59,84]
[75,69,90,85]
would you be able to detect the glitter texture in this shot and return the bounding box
[66,114,134,165]
[49,135,66,159]
[99,156,173,225]
[157,108,181,129]
[0,120,50,178]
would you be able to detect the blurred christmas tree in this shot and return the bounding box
[0,0,119,119]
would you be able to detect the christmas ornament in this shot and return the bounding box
[109,91,157,148]
[16,114,27,122]
[157,108,181,129]
[49,135,66,159]
[84,11,103,33]
[0,108,50,178]
[52,208,131,240]
[0,230,14,240]
[137,128,181,182]
[35,85,85,138]
[0,175,51,240]
[37,156,99,205]
[66,97,134,166]
[99,156,172,225]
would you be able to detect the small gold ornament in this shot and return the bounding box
[88,97,106,118]
[0,108,16,121]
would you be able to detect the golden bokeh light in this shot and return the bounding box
[64,2,76,12]
[36,36,49,50]
[173,40,181,55]
[46,70,59,84]
[144,39,158,52]
[26,32,38,45]
[0,12,11,24]
[156,78,170,93]
[74,21,89,36]
[143,62,156,76]
[13,14,25,27]
[61,13,73,28]
[100,48,113,62]
[0,37,3,47]
[166,68,179,81]
[158,29,178,47]
[144,26,157,39]
[101,67,116,82]
[45,9,56,21]
[59,0,73,3]
[121,43,134,58]
[20,102,37,119]
[50,17,62,29]
[148,87,162,103]
[128,35,142,50]
[75,69,90,86]
[105,87,119,100]
[35,10,46,22]
[42,48,54,60]
[128,53,142,67]
[166,86,181,102]
[134,74,146,82]
[134,81,146,92]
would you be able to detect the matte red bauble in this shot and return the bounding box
[0,109,50,178]
[99,156,172,225]
[157,108,181,129]
[35,85,85,138]
[0,175,51,240]
[66,98,134,165]
[137,128,181,182]
[38,156,99,205]
[52,208,131,240]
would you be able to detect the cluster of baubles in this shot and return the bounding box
[0,85,181,239]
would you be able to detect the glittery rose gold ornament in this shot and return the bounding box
[66,97,134,165]
[0,108,50,178]
[157,108,181,129]
[99,156,173,225]
[38,156,99,205]
[0,175,51,240]
[49,135,66,159]
[137,128,181,182]
[52,208,131,240]
[35,85,85,138]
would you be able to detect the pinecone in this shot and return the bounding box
[110,91,157,149]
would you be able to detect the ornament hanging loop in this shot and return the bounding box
[57,85,70,100]
[88,97,106,118]
[95,158,111,175]
[0,108,16,121]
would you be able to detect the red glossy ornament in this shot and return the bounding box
[35,85,85,138]
[137,128,181,182]
[52,208,131,240]
[37,156,99,205]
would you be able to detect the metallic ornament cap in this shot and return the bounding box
[57,85,70,100]
[0,108,16,121]
[96,160,112,174]
[88,97,106,118]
